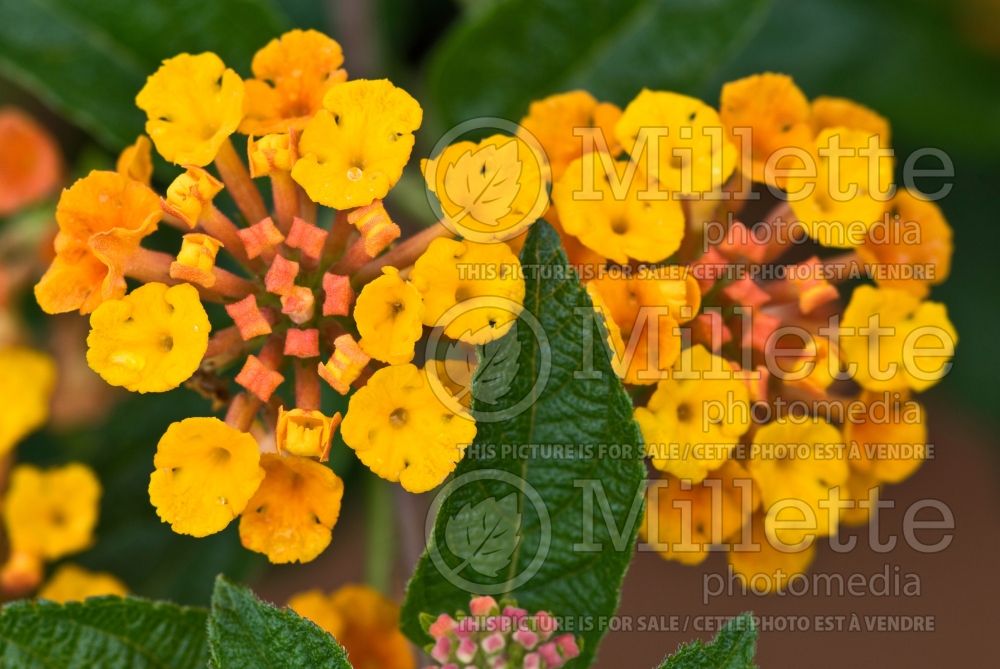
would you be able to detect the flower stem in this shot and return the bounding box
[215,138,268,226]
[203,206,254,269]
[270,172,299,234]
[353,222,452,284]
[365,473,395,595]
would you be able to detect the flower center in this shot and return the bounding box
[389,407,408,427]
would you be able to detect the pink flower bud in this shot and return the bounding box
[431,637,452,663]
[455,637,476,663]
[481,631,505,655]
[428,613,457,639]
[469,595,499,616]
[513,628,539,650]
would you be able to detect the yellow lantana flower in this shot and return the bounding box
[239,453,344,564]
[354,267,424,364]
[856,189,953,299]
[787,127,894,248]
[552,151,685,264]
[38,564,128,602]
[289,585,415,669]
[839,285,957,392]
[241,29,347,135]
[844,391,928,484]
[642,460,756,566]
[720,73,812,187]
[518,90,622,180]
[747,414,849,542]
[87,282,210,393]
[727,512,816,594]
[116,135,153,185]
[811,96,890,144]
[3,463,101,560]
[163,166,224,229]
[615,89,736,196]
[410,237,525,344]
[35,171,161,314]
[422,134,549,243]
[635,345,750,481]
[341,364,475,493]
[136,52,245,166]
[293,79,422,209]
[0,347,56,457]
[149,417,264,537]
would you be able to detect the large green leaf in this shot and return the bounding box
[0,597,209,669]
[401,221,646,667]
[426,0,773,128]
[658,613,758,669]
[0,0,287,149]
[207,576,351,669]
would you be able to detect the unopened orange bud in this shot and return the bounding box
[265,253,300,296]
[318,334,370,395]
[723,277,771,309]
[238,217,285,259]
[0,550,43,596]
[170,233,222,288]
[285,217,329,260]
[235,354,284,401]
[691,311,731,352]
[322,272,353,316]
[285,328,320,358]
[790,256,839,314]
[347,200,400,257]
[740,312,781,352]
[225,294,272,340]
[281,286,315,325]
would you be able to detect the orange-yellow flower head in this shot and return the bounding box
[720,73,812,187]
[839,285,957,393]
[293,79,422,209]
[0,107,62,216]
[38,564,128,603]
[811,96,890,144]
[87,282,210,393]
[35,171,161,314]
[615,90,736,196]
[635,345,751,481]
[422,134,549,243]
[727,512,817,594]
[410,237,525,344]
[289,585,415,669]
[239,453,344,564]
[354,267,424,364]
[3,463,101,560]
[0,346,56,457]
[241,29,347,135]
[136,52,245,166]
[844,391,928,484]
[341,364,476,493]
[518,90,622,181]
[552,151,686,264]
[149,417,264,538]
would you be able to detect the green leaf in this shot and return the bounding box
[0,0,287,150]
[0,596,209,669]
[472,332,521,405]
[207,576,351,669]
[658,613,758,669]
[401,221,646,667]
[445,493,522,577]
[427,0,772,128]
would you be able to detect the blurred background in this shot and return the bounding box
[1,0,996,665]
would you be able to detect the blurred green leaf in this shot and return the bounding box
[0,0,287,150]
[207,576,351,669]
[426,0,772,128]
[0,596,209,669]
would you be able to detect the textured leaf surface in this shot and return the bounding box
[472,332,521,404]
[0,596,209,669]
[659,613,758,669]
[401,221,645,667]
[0,0,286,149]
[445,493,522,577]
[428,0,772,127]
[208,576,351,669]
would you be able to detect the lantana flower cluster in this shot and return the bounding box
[476,75,957,589]
[421,595,581,669]
[33,30,525,564]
